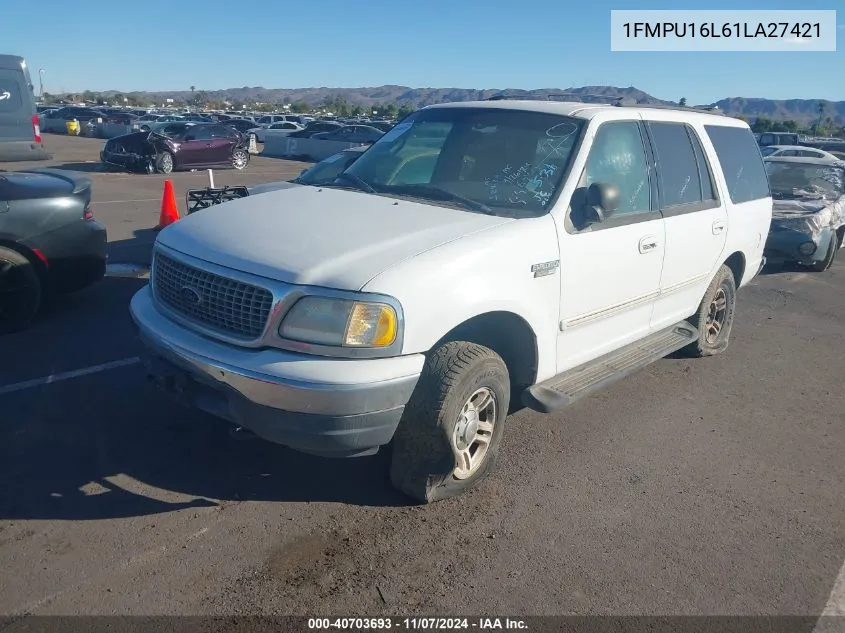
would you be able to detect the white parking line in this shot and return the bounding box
[91,198,160,204]
[0,357,141,396]
[813,558,845,632]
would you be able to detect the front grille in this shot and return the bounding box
[153,252,274,339]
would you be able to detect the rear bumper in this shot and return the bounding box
[129,286,424,457]
[33,219,108,292]
[0,141,50,162]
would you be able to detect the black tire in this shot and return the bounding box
[389,341,510,503]
[232,148,249,170]
[809,234,838,272]
[155,151,174,174]
[0,247,42,334]
[683,265,737,358]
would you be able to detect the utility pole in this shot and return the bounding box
[38,68,45,98]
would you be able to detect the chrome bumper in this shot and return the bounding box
[129,286,424,456]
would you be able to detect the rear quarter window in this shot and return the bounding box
[704,125,771,204]
[0,77,24,113]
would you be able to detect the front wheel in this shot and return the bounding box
[232,149,249,170]
[0,247,42,334]
[683,264,737,358]
[155,151,174,174]
[389,341,510,503]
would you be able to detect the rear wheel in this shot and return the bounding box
[232,149,249,170]
[0,247,42,334]
[155,151,174,174]
[683,265,737,358]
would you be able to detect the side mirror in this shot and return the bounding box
[584,182,620,224]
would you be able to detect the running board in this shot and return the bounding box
[522,321,698,413]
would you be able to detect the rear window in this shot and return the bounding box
[0,77,24,113]
[704,125,771,204]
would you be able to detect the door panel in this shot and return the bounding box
[647,121,727,330]
[556,120,665,373]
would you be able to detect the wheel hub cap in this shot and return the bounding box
[451,387,497,480]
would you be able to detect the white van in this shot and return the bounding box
[0,55,48,161]
[130,99,772,502]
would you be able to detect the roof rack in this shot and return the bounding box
[612,102,726,116]
[485,92,630,103]
[484,93,727,115]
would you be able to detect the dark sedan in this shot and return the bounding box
[287,121,345,139]
[0,169,107,332]
[100,123,250,174]
[311,125,384,144]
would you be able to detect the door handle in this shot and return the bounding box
[638,235,659,254]
[712,220,726,235]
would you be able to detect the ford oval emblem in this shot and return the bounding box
[181,286,202,305]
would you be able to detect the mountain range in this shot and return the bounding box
[98,85,844,125]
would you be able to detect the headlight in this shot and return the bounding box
[279,296,398,348]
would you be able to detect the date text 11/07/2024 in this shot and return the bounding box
[622,22,821,39]
[307,618,528,630]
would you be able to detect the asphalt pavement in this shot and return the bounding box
[0,134,844,622]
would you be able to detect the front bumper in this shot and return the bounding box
[129,286,424,457]
[764,227,834,264]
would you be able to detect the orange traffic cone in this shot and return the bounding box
[156,180,180,230]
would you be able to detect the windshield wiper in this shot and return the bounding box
[333,172,377,193]
[383,184,494,214]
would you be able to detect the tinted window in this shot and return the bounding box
[760,134,776,146]
[0,78,23,113]
[580,121,650,215]
[210,125,236,138]
[187,125,212,140]
[648,122,702,207]
[688,126,717,201]
[760,146,777,156]
[705,125,771,203]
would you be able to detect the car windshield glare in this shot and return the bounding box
[341,107,585,216]
[766,162,845,200]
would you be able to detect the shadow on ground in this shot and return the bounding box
[0,371,412,519]
[108,228,159,266]
[0,270,413,518]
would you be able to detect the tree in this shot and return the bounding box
[782,120,798,132]
[679,97,687,107]
[193,91,209,107]
[291,101,311,113]
[751,117,772,133]
[397,103,415,118]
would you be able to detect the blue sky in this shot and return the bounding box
[5,0,843,103]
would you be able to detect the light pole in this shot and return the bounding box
[38,68,45,98]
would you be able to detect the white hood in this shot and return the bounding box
[157,185,512,290]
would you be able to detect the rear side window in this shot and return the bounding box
[705,125,771,204]
[647,121,702,207]
[0,77,24,113]
[687,127,717,202]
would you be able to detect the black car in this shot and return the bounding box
[224,119,258,135]
[287,121,345,139]
[0,169,107,332]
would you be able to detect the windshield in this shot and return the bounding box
[296,151,363,185]
[337,107,585,216]
[765,162,845,200]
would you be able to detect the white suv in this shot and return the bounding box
[130,99,772,503]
